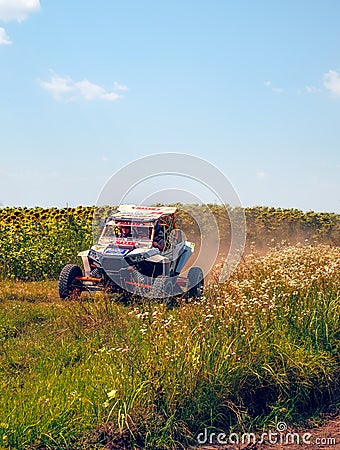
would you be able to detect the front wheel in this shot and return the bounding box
[185,267,204,301]
[151,275,174,304]
[58,264,83,299]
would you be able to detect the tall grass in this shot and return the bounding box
[0,244,339,449]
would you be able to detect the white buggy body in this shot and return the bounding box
[58,205,204,301]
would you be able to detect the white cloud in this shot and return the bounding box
[323,70,340,96]
[39,72,124,102]
[0,1,40,45]
[113,81,129,91]
[265,80,283,93]
[256,171,268,179]
[0,26,11,44]
[0,0,40,22]
[305,85,321,94]
[0,168,14,177]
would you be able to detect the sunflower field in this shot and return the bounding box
[0,205,339,280]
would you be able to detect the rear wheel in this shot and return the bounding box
[58,264,83,299]
[185,267,204,300]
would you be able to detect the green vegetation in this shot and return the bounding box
[0,205,339,280]
[0,206,92,280]
[0,245,339,449]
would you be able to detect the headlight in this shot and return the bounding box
[127,254,144,263]
[89,249,100,261]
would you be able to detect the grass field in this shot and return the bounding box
[1,244,339,449]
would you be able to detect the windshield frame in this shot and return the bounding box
[99,219,154,247]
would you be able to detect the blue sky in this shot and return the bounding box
[0,0,339,212]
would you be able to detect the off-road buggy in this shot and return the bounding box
[58,205,204,301]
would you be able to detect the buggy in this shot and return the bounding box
[58,205,204,301]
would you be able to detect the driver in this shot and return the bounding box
[132,226,149,239]
[119,225,132,238]
[152,223,165,251]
